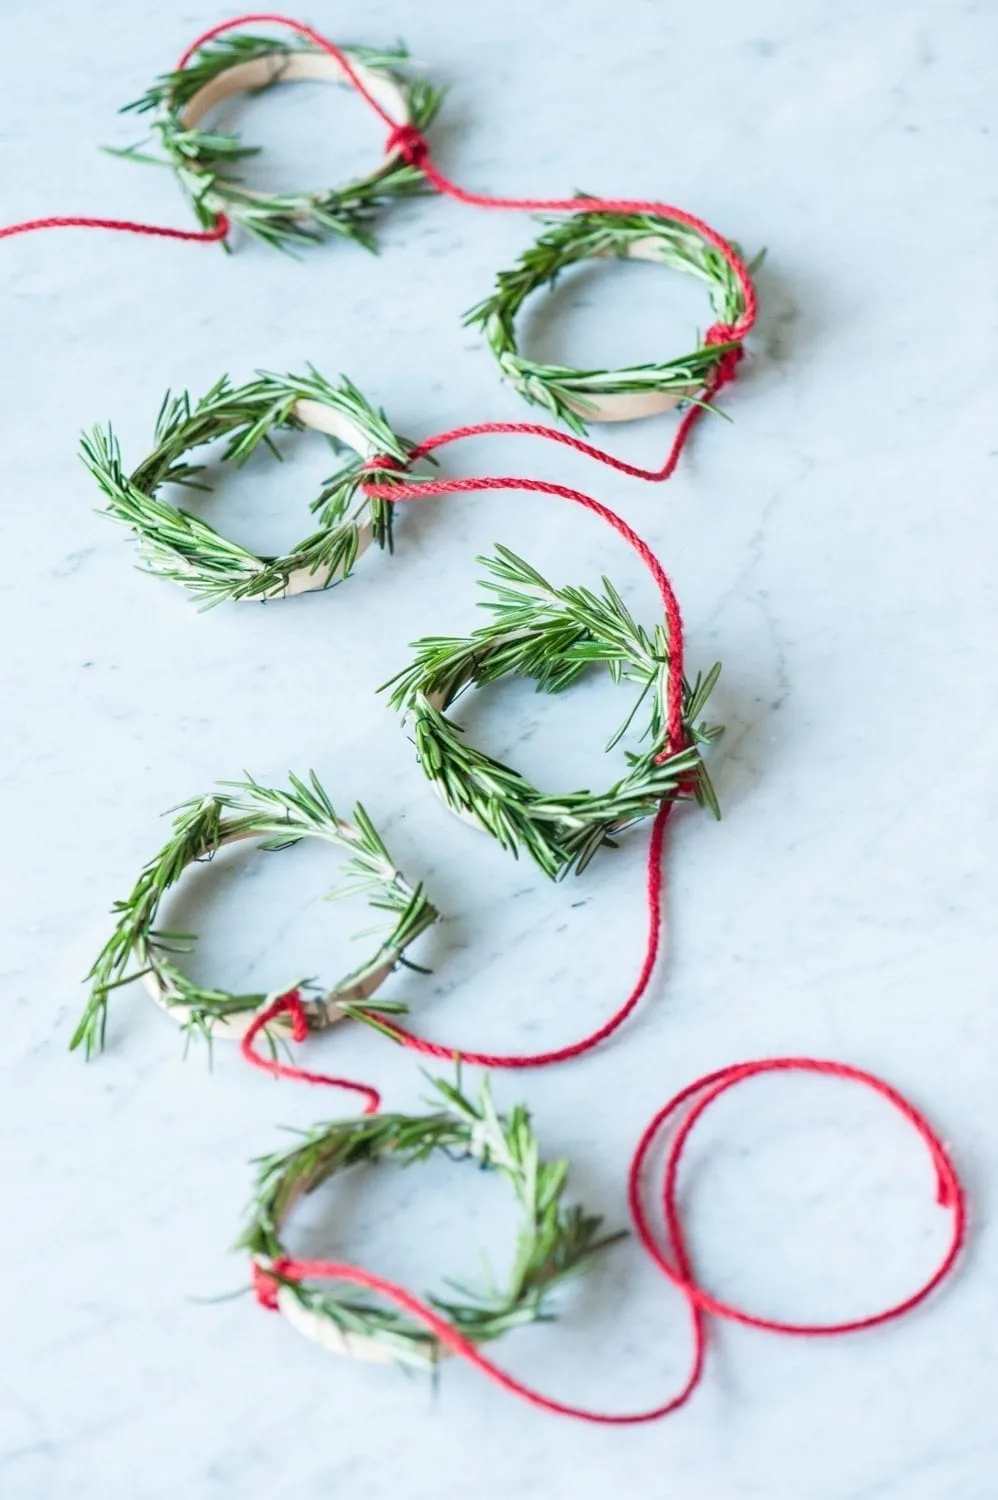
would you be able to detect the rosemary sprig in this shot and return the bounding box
[113,33,444,251]
[383,546,722,879]
[465,208,749,432]
[239,1073,623,1369]
[72,771,439,1058]
[81,367,420,607]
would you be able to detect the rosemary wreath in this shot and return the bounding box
[383,547,722,879]
[241,1073,621,1369]
[71,772,439,1057]
[81,367,419,607]
[465,209,750,433]
[113,33,443,251]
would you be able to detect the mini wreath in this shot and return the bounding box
[383,546,722,879]
[116,33,443,251]
[465,209,750,433]
[72,772,439,1058]
[81,367,418,607]
[241,1074,620,1368]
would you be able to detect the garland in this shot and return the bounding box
[72,772,438,1057]
[81,368,418,606]
[6,11,964,1427]
[383,546,721,878]
[242,1073,621,1368]
[114,34,443,251]
[465,210,752,433]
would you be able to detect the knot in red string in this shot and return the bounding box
[703,322,745,388]
[252,1257,293,1311]
[385,123,430,167]
[361,453,406,474]
[281,989,309,1043]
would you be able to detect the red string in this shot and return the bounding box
[240,991,381,1114]
[251,1057,964,1423]
[362,801,673,1070]
[0,214,229,244]
[403,374,739,485]
[633,1058,965,1334]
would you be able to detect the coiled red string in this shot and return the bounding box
[251,1056,965,1424]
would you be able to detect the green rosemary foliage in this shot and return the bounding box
[465,209,749,432]
[81,367,419,606]
[383,546,722,879]
[113,34,443,250]
[72,772,439,1058]
[239,1073,623,1368]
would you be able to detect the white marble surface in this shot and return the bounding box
[1,1,996,1495]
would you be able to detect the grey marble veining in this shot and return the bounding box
[1,2,995,1497]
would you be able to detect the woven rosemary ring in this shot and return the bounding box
[465,210,749,432]
[82,369,417,606]
[383,547,722,879]
[123,34,442,249]
[241,1076,619,1367]
[72,773,438,1056]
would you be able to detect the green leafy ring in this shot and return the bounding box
[115,33,443,251]
[240,1074,621,1369]
[383,547,723,879]
[465,209,750,433]
[72,772,439,1057]
[82,367,418,607]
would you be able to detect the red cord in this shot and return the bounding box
[0,214,229,244]
[240,992,381,1114]
[252,1057,963,1423]
[403,375,740,484]
[633,1058,965,1334]
[358,799,673,1070]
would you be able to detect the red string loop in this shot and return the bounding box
[631,1058,967,1338]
